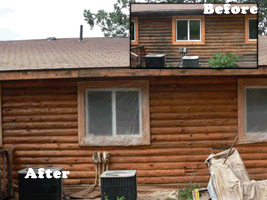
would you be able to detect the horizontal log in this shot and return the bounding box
[151,126,237,135]
[3,107,77,116]
[4,136,78,144]
[2,80,77,88]
[13,149,210,158]
[3,114,78,123]
[244,160,267,168]
[12,162,206,171]
[13,164,95,171]
[3,129,77,137]
[4,140,235,150]
[150,105,237,113]
[152,133,236,142]
[2,94,77,102]
[3,121,78,130]
[150,91,237,99]
[150,119,237,127]
[13,157,91,164]
[2,87,77,95]
[149,83,236,92]
[150,112,237,120]
[2,101,77,109]
[150,99,237,106]
[12,154,208,163]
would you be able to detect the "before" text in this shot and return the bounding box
[203,4,258,15]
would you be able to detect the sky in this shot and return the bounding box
[0,0,130,41]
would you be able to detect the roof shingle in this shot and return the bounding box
[0,37,130,71]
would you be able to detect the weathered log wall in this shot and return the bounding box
[136,15,257,67]
[2,77,267,186]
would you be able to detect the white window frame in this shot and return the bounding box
[85,88,142,137]
[248,18,257,41]
[176,19,201,42]
[131,20,136,42]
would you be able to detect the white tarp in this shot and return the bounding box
[205,148,267,200]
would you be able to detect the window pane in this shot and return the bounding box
[177,20,188,40]
[87,91,112,136]
[190,20,200,40]
[116,91,139,135]
[130,21,135,41]
[246,88,267,134]
[249,19,257,40]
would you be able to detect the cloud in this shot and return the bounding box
[0,28,20,41]
[0,7,15,17]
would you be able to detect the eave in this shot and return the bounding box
[0,66,267,81]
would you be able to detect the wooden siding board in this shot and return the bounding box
[2,77,267,186]
[137,15,257,66]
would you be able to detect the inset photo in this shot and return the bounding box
[130,3,258,69]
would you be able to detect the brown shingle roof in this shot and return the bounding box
[0,37,130,71]
[259,36,267,66]
[0,35,266,72]
[131,3,257,13]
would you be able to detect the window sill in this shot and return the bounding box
[79,134,149,146]
[245,40,257,44]
[131,41,138,46]
[172,41,205,45]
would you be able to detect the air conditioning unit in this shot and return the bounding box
[101,170,137,200]
[18,167,63,200]
[182,56,199,68]
[145,54,166,68]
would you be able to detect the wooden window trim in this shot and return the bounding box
[245,15,257,44]
[238,78,267,144]
[131,17,138,46]
[172,15,205,45]
[78,80,150,146]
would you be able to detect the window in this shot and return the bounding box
[78,80,150,146]
[172,15,205,45]
[131,17,138,45]
[245,15,257,44]
[238,78,267,144]
[176,20,201,41]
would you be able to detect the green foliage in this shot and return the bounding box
[104,195,109,200]
[83,0,133,37]
[240,0,267,35]
[208,51,240,68]
[104,195,126,200]
[117,196,126,200]
[84,0,266,37]
[177,182,201,200]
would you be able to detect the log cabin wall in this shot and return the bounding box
[135,15,257,67]
[2,76,267,186]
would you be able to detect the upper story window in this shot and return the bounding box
[131,17,138,45]
[78,80,150,146]
[176,19,201,41]
[238,78,267,144]
[172,15,205,45]
[245,15,257,44]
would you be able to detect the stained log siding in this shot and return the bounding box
[136,15,257,67]
[2,77,266,186]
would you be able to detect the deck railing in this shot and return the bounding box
[0,149,13,199]
[131,45,144,68]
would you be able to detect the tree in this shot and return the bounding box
[83,0,134,37]
[84,0,266,37]
[240,0,267,35]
